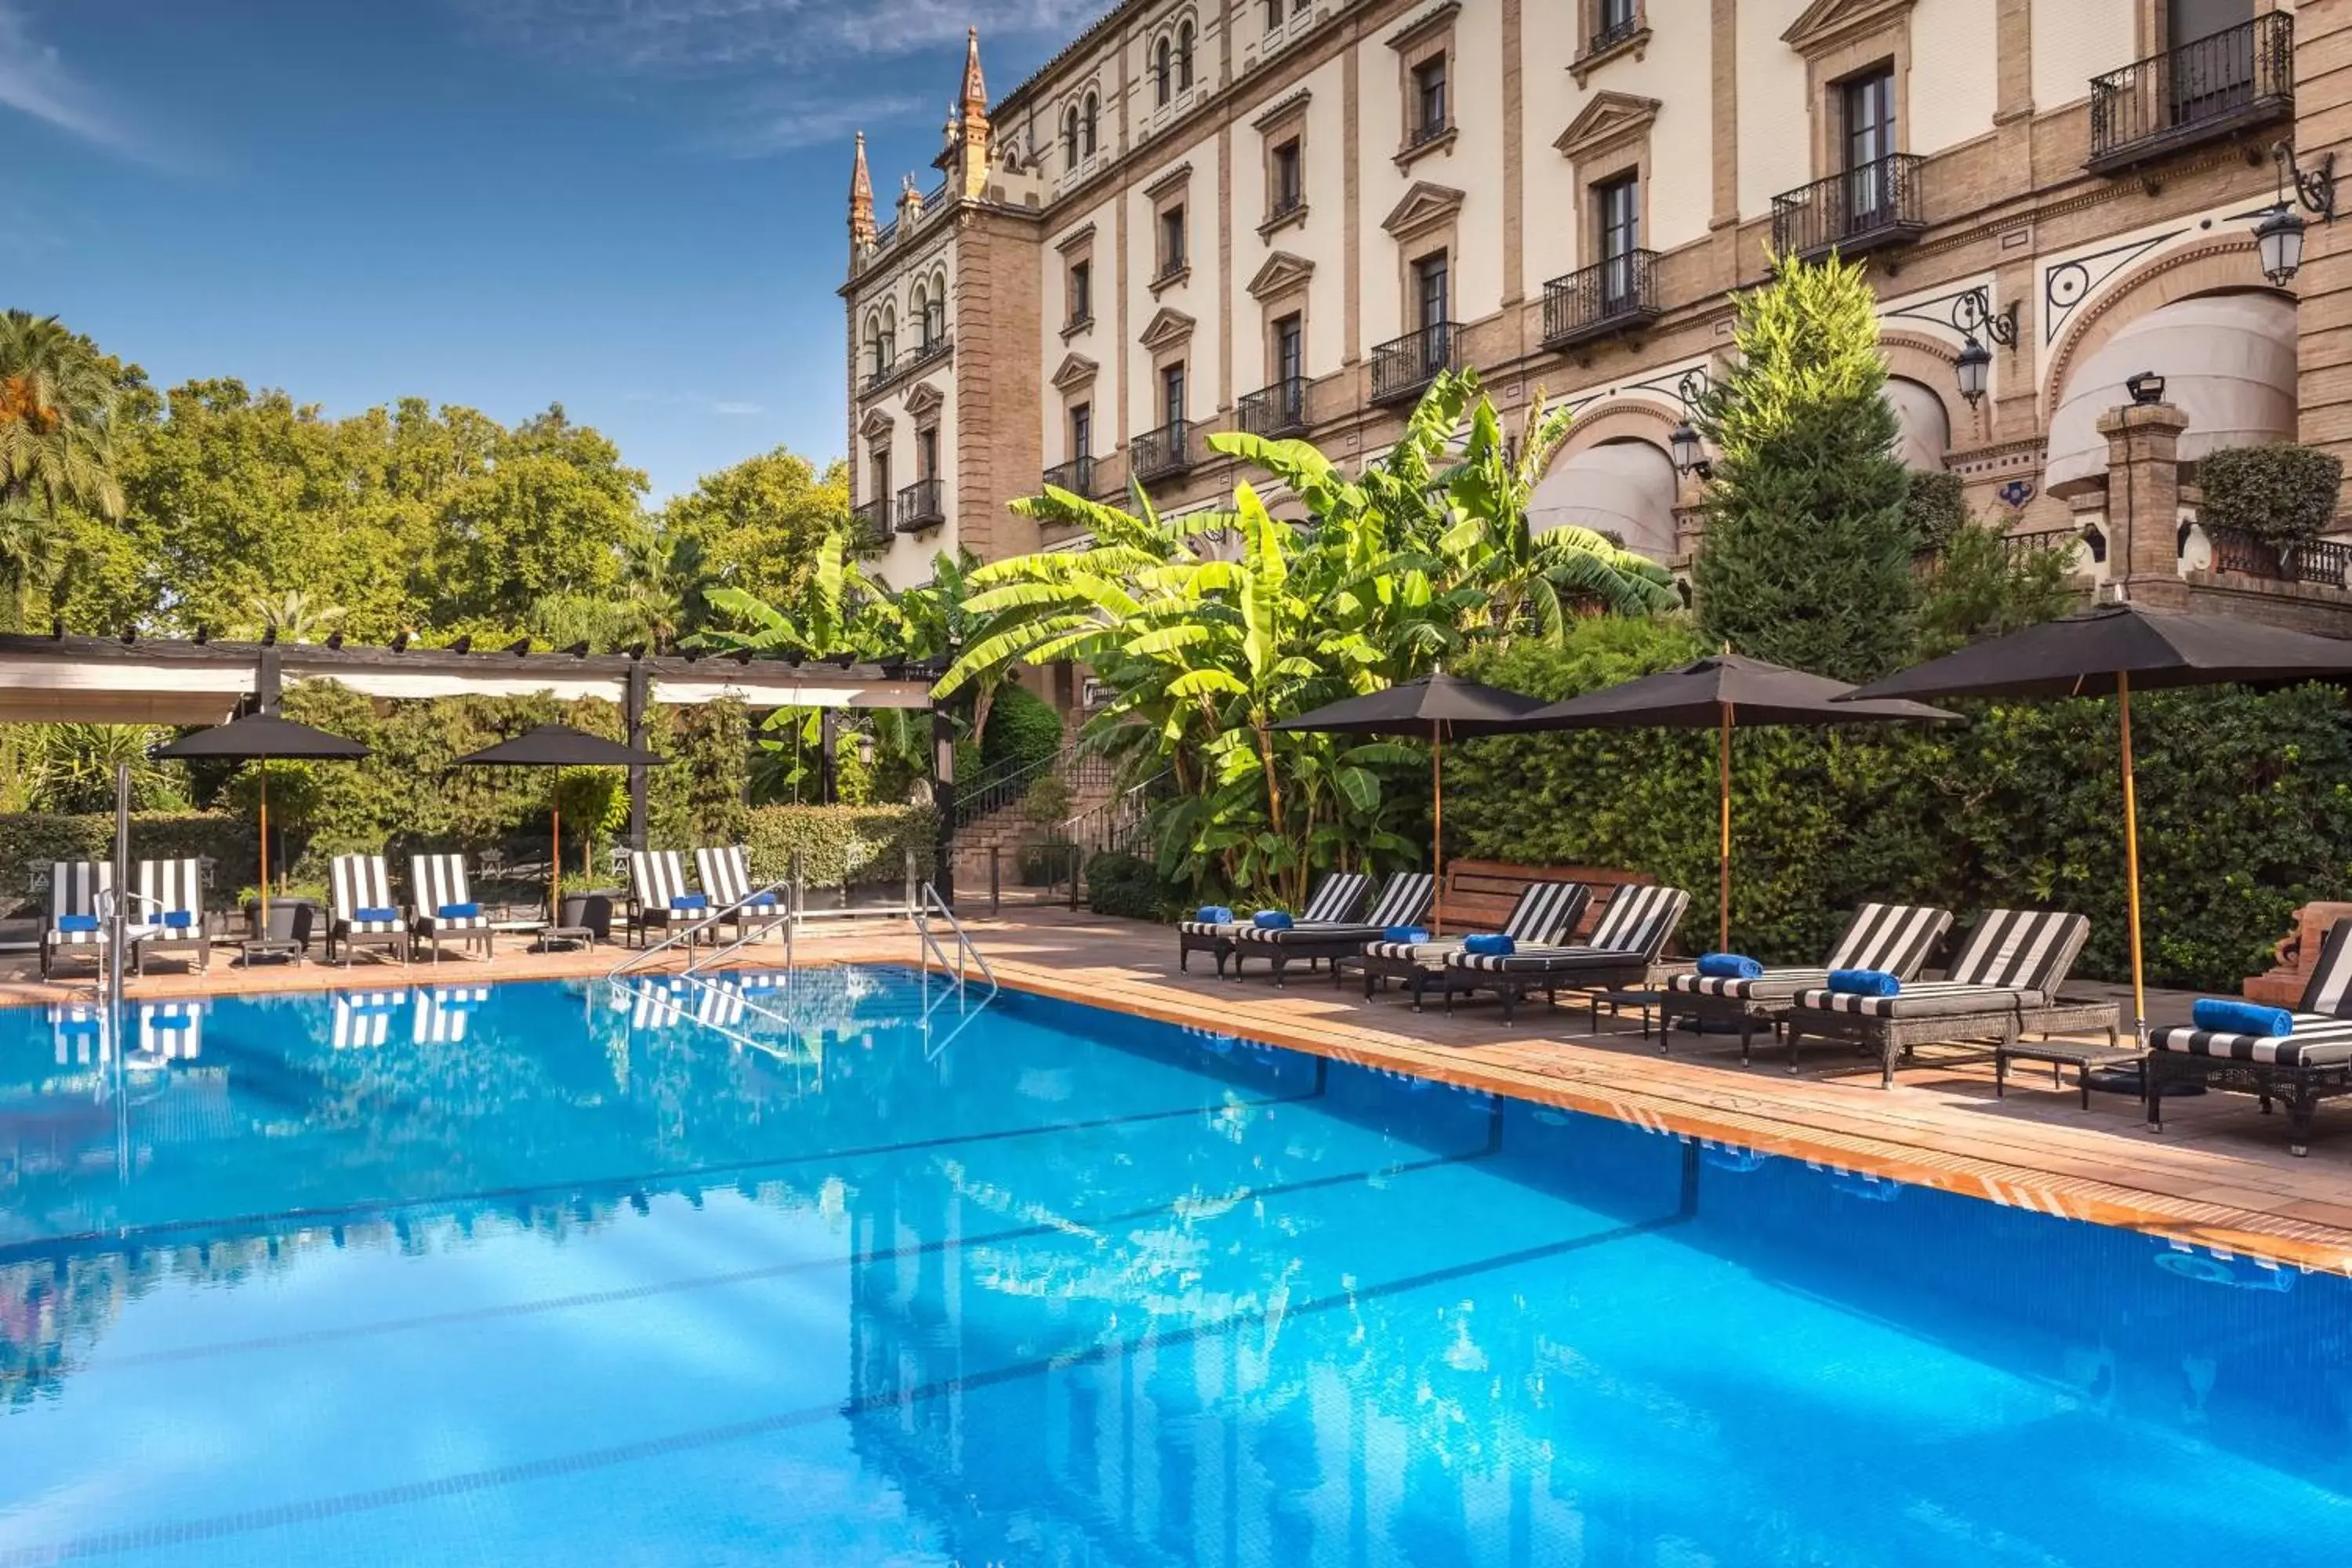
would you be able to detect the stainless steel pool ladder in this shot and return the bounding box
[913,882,998,1062]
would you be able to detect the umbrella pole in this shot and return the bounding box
[259,760,270,931]
[1432,728,1444,935]
[2118,671,2147,1044]
[1718,702,1733,953]
[551,779,563,924]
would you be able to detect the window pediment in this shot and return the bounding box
[858,407,895,441]
[1138,307,1197,353]
[1051,352,1100,393]
[1143,161,1195,201]
[1247,251,1316,302]
[1780,0,1913,57]
[1552,91,1661,165]
[904,381,946,418]
[1381,181,1465,241]
[1055,222,1098,256]
[1385,1,1459,53]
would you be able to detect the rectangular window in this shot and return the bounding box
[1596,0,1638,36]
[869,451,891,505]
[1412,56,1448,140]
[1071,402,1092,460]
[1274,314,1303,386]
[1162,363,1186,428]
[1272,139,1302,213]
[918,426,939,480]
[1160,205,1187,275]
[1841,66,1896,230]
[1414,251,1450,332]
[1595,172,1639,307]
[1069,260,1091,325]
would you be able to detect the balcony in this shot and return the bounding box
[1370,322,1453,405]
[849,498,891,552]
[2207,525,2352,590]
[1406,113,1451,152]
[862,358,896,393]
[1041,455,1096,496]
[1541,250,1661,350]
[1769,154,1926,263]
[1130,420,1195,483]
[905,330,953,369]
[1590,5,1642,54]
[895,477,945,533]
[1237,377,1309,438]
[2088,14,2292,176]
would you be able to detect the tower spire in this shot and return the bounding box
[960,25,987,115]
[848,131,876,250]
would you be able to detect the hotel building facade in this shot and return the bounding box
[840,0,2352,634]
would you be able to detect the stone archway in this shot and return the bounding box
[2041,234,2280,421]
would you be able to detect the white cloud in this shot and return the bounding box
[457,0,1100,151]
[0,2,179,168]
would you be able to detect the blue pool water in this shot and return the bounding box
[2,968,2350,1565]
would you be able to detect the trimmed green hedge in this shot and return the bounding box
[1085,850,1168,920]
[0,813,256,916]
[1448,630,2352,991]
[744,804,936,888]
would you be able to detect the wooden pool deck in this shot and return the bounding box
[9,906,2352,1275]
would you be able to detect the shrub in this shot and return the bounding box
[2198,442,2343,543]
[1914,517,2075,659]
[0,813,256,916]
[1903,471,1971,553]
[1022,772,1076,826]
[742,804,935,889]
[978,682,1064,779]
[1085,850,1168,920]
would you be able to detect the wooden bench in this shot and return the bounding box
[1436,859,1650,939]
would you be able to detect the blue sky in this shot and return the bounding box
[0,0,1094,499]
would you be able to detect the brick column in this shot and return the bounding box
[2094,401,2192,606]
[2296,0,2352,511]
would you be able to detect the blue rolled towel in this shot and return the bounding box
[1462,932,1515,956]
[55,914,99,934]
[1252,910,1294,930]
[744,892,779,907]
[1697,953,1764,980]
[670,893,709,912]
[162,909,194,929]
[1828,968,1902,997]
[354,906,399,924]
[1196,906,1234,925]
[2193,997,2295,1039]
[1384,925,1431,945]
[436,902,480,920]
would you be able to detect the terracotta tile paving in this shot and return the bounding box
[9,906,2352,1272]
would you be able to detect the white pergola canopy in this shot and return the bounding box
[2045,291,2298,489]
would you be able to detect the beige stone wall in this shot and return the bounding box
[1910,0,2002,154]
[2032,0,2137,113]
[1734,0,1809,219]
[2296,0,2352,506]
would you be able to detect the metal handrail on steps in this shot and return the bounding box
[913,880,996,1062]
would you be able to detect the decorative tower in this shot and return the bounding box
[848,131,877,252]
[950,27,992,201]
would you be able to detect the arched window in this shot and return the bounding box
[909,281,929,347]
[1177,21,1195,91]
[923,274,946,345]
[1082,92,1099,155]
[877,307,896,378]
[1155,38,1172,105]
[1265,0,1281,26]
[1062,105,1080,165]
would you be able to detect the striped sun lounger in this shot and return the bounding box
[2147,918,2352,1156]
[1177,873,1367,978]
[629,850,705,949]
[1232,873,1437,986]
[1440,884,1690,1024]
[1664,902,1955,1063]
[1784,909,2111,1087]
[41,861,113,980]
[695,845,787,943]
[130,858,211,975]
[328,855,412,967]
[411,853,495,963]
[1355,880,1591,1010]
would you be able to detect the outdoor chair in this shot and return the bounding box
[409,853,495,963]
[129,858,212,975]
[694,844,788,945]
[1352,880,1591,1010]
[1177,872,1367,978]
[327,854,412,967]
[628,849,706,949]
[1232,873,1438,985]
[2147,917,2352,1156]
[40,861,114,980]
[1664,902,1955,1064]
[1782,909,2114,1088]
[1440,884,1692,1025]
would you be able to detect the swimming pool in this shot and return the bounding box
[1,966,2348,1564]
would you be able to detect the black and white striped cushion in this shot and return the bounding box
[1791,979,2041,1018]
[411,854,490,929]
[136,858,204,931]
[2151,919,2352,1065]
[1668,903,1952,1000]
[1301,873,1370,924]
[1447,885,1690,974]
[331,855,403,933]
[46,861,113,947]
[695,846,753,909]
[1234,873,1432,943]
[1178,920,1240,937]
[1791,909,2087,1018]
[1365,880,1588,966]
[630,849,692,911]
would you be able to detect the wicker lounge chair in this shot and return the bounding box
[695,845,787,944]
[628,849,706,949]
[1176,873,1367,977]
[1232,873,1437,985]
[1352,880,1591,1009]
[129,858,212,975]
[1664,902,1955,1063]
[2147,918,2352,1156]
[410,853,496,963]
[40,860,114,979]
[1439,884,1690,1023]
[327,854,412,967]
[1782,909,2112,1088]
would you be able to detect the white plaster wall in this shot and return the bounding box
[1909,0,1998,154]
[1124,128,1225,436]
[2031,0,2136,111]
[1355,31,1405,349]
[873,360,959,585]
[1226,57,1349,387]
[1040,195,1120,464]
[1736,0,1810,221]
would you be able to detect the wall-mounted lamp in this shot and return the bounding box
[2252,140,2337,286]
[1665,368,1713,479]
[1948,285,2020,409]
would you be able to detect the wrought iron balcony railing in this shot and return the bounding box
[1769,154,1925,262]
[849,499,891,552]
[1237,377,1308,437]
[1588,3,1642,54]
[1406,113,1452,151]
[894,477,945,532]
[2089,14,2292,175]
[2207,524,2352,590]
[1041,456,1095,496]
[1370,322,1453,405]
[905,331,953,368]
[1130,420,1194,482]
[1541,249,1661,350]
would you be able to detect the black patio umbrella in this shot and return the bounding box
[451,724,667,916]
[1274,670,1552,931]
[1513,654,1958,953]
[155,712,372,928]
[1845,603,2352,1041]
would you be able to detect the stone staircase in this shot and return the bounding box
[951,747,1119,894]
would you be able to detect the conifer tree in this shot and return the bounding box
[1691,251,1918,682]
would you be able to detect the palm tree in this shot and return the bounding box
[238,589,346,643]
[0,310,125,522]
[0,495,64,630]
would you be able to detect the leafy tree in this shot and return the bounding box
[659,446,850,615]
[0,312,129,629]
[1692,251,1918,682]
[1903,470,1970,553]
[238,589,347,643]
[426,405,644,629]
[1914,517,2075,658]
